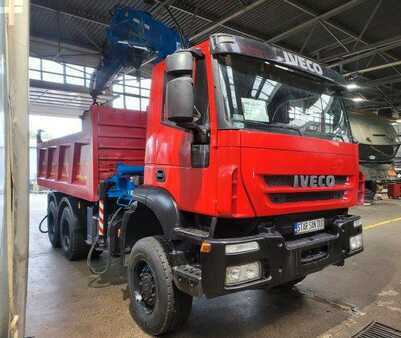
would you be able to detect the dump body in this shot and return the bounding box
[37,105,146,202]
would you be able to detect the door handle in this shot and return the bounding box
[156,169,166,182]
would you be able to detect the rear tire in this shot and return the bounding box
[47,200,60,248]
[128,236,193,336]
[59,204,89,260]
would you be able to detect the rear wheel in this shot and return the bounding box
[47,199,60,248]
[128,236,193,336]
[59,202,89,261]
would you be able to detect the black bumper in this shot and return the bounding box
[199,214,363,298]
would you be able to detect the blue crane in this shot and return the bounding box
[90,6,185,101]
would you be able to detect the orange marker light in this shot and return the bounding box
[200,242,212,254]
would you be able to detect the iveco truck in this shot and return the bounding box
[37,34,364,335]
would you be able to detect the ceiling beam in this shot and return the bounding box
[31,3,109,27]
[30,79,92,95]
[29,102,84,117]
[345,60,401,76]
[283,0,398,62]
[365,75,401,87]
[153,0,273,43]
[30,36,99,55]
[267,0,368,44]
[325,36,401,67]
[189,0,270,42]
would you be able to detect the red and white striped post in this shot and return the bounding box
[98,200,105,236]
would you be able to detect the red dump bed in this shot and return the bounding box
[37,105,147,202]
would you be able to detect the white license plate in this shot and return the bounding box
[294,218,325,235]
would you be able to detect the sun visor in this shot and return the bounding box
[210,34,345,85]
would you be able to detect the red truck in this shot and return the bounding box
[37,34,364,335]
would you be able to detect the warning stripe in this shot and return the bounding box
[98,200,105,236]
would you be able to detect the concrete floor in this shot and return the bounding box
[26,194,401,338]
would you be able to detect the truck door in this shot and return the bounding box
[145,56,216,214]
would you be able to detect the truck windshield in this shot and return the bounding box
[218,54,352,142]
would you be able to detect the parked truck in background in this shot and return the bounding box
[37,34,364,335]
[349,111,400,201]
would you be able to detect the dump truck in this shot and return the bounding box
[37,34,364,335]
[349,111,400,201]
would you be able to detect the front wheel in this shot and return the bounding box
[128,236,193,336]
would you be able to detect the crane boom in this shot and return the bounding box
[90,6,184,100]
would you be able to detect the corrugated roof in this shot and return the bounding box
[30,0,401,111]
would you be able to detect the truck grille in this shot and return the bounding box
[265,175,348,187]
[269,191,345,204]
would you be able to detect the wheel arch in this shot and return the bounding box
[121,187,181,251]
[132,186,181,240]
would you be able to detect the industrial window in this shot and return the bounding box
[28,57,151,111]
[29,56,93,86]
[65,64,84,86]
[111,74,151,111]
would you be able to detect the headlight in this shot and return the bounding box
[225,241,259,254]
[353,218,362,228]
[349,234,363,251]
[225,262,261,286]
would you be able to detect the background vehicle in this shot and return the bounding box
[349,111,400,201]
[37,9,364,336]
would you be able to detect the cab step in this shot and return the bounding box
[174,227,210,240]
[173,264,202,296]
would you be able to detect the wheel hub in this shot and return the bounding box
[134,262,156,312]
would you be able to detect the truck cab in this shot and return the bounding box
[126,34,363,334]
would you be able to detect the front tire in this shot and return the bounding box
[128,236,193,336]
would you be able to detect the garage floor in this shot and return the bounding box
[26,194,401,338]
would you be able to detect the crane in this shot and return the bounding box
[89,6,185,101]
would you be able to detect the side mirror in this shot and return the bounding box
[166,77,194,123]
[165,51,195,124]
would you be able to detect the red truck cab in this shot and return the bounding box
[37,34,364,336]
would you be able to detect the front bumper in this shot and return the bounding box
[197,214,363,298]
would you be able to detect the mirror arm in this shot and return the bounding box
[179,122,210,144]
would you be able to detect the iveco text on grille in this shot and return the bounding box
[293,175,336,188]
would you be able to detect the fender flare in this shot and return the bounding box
[132,186,181,240]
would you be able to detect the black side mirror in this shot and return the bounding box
[165,51,195,124]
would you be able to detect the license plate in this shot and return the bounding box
[293,218,325,235]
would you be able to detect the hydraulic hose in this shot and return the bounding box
[38,214,48,233]
[87,207,123,275]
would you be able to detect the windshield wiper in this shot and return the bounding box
[244,120,303,136]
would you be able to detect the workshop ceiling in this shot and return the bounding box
[30,0,401,112]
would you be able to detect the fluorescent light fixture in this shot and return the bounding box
[346,83,359,90]
[351,97,366,102]
[274,64,290,71]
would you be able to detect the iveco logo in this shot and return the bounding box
[283,51,323,75]
[294,175,336,188]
